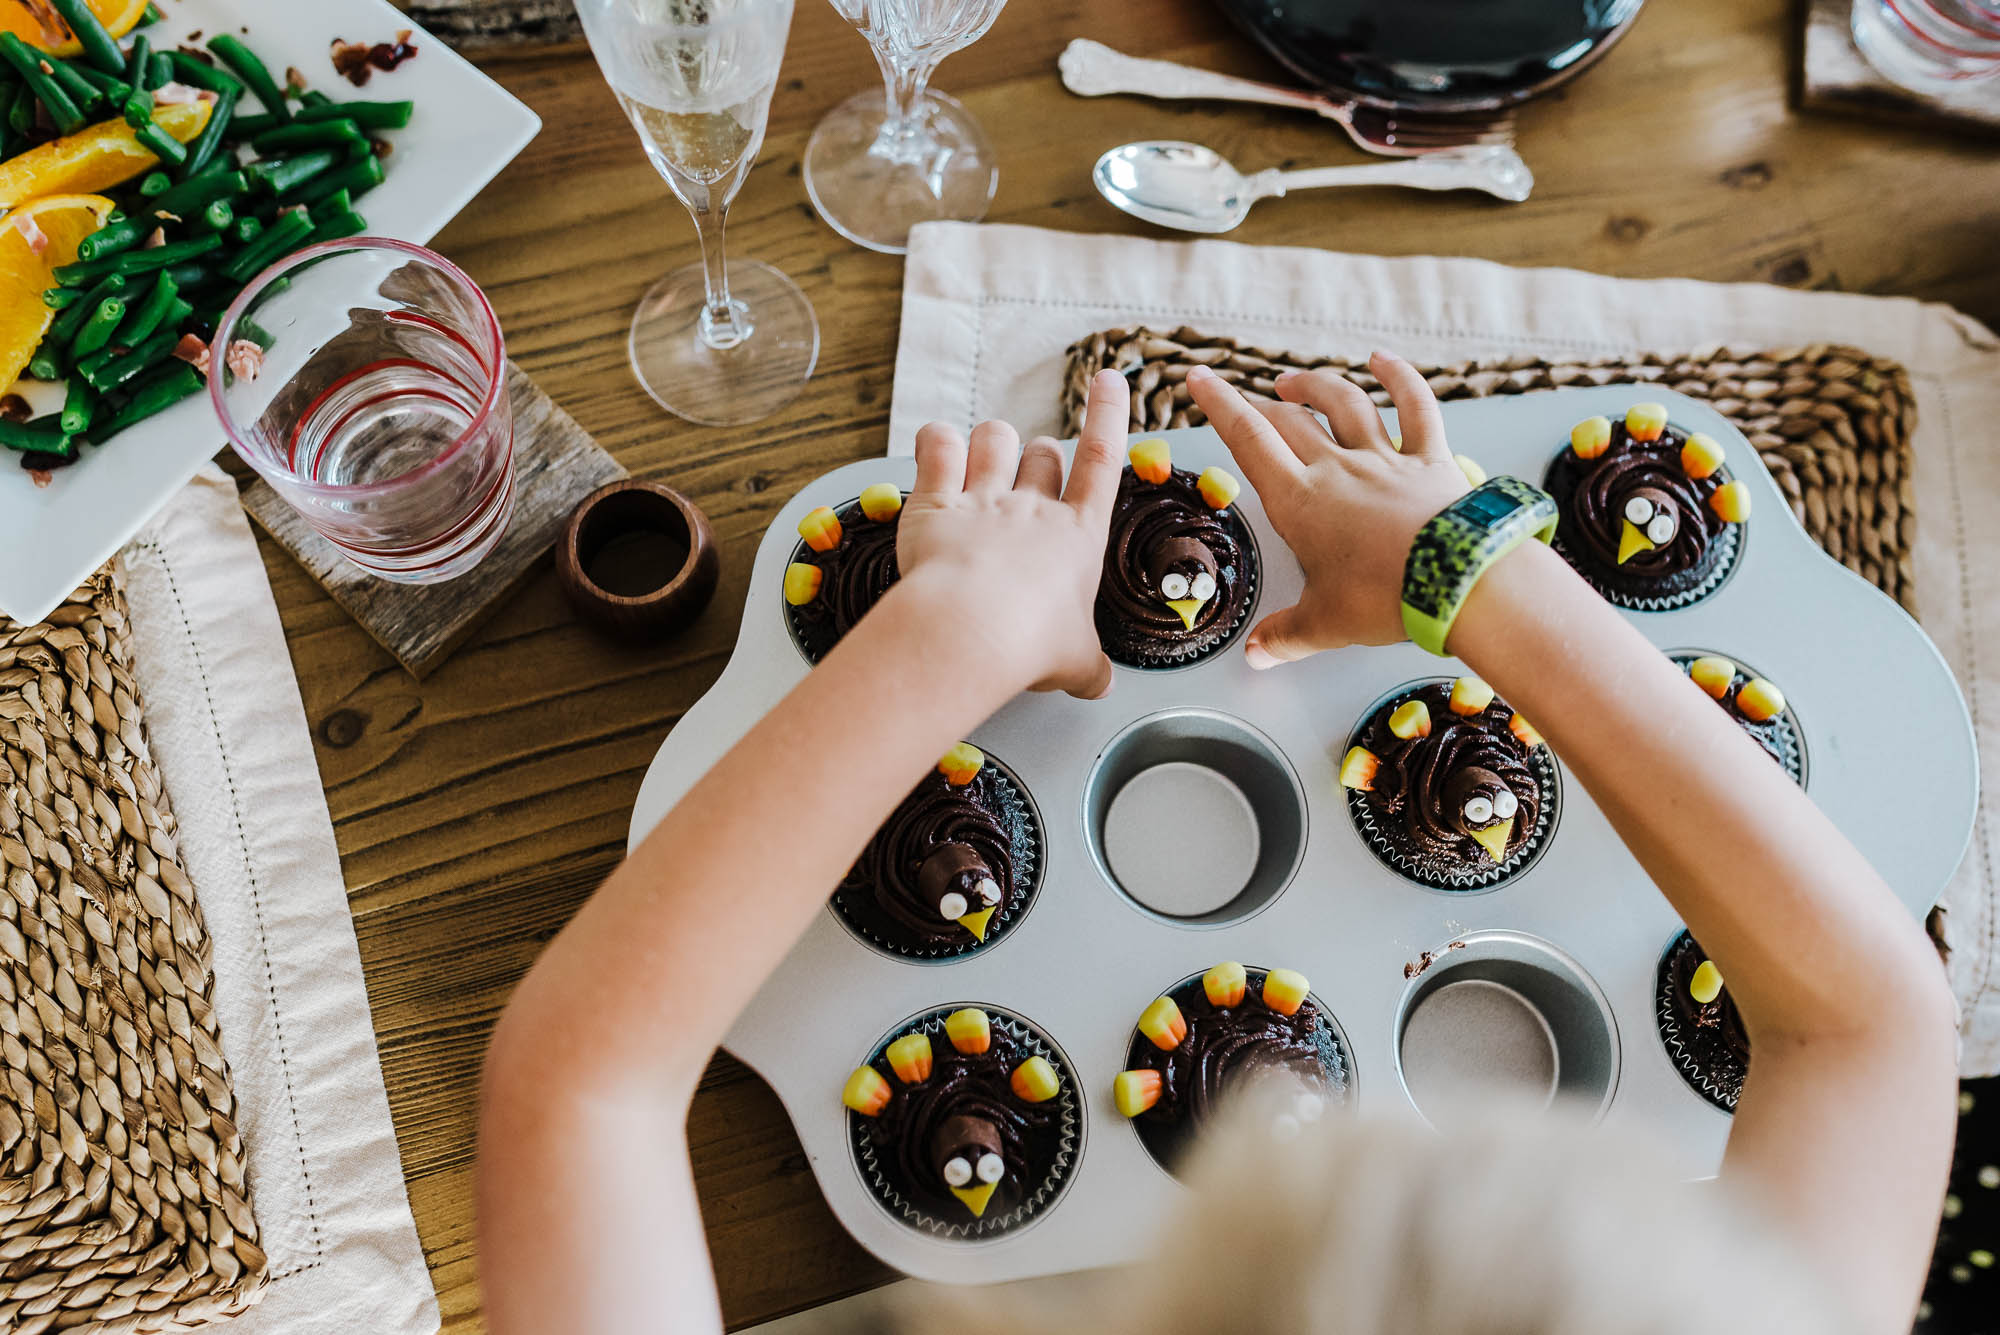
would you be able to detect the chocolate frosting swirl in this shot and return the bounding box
[1095,467,1253,664]
[1546,422,1724,585]
[1359,682,1540,873]
[1660,933,1749,1107]
[789,498,900,661]
[837,768,1022,949]
[1135,978,1331,1135]
[1679,658,1794,773]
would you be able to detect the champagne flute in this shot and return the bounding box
[575,0,819,426]
[803,0,1012,254]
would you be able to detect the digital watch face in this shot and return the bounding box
[1456,489,1521,526]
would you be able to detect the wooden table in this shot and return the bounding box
[266,0,2000,1328]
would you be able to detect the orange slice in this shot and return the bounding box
[0,99,211,212]
[0,0,151,58]
[0,192,114,393]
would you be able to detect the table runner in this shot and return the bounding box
[887,221,2000,1072]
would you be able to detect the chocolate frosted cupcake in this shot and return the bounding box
[1656,932,1748,1112]
[785,484,905,663]
[1676,653,1805,784]
[1543,403,1752,610]
[832,743,1042,960]
[1115,963,1348,1174]
[843,1006,1079,1238]
[1342,677,1557,891]
[1095,437,1257,668]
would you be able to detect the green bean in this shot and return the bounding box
[164,48,242,96]
[207,34,287,121]
[47,0,125,75]
[81,328,179,392]
[248,149,336,196]
[43,286,84,311]
[26,349,62,381]
[227,215,263,247]
[0,81,18,155]
[300,89,331,109]
[48,274,125,343]
[93,362,202,440]
[151,166,245,220]
[142,3,165,26]
[134,122,184,165]
[0,34,85,134]
[192,197,233,233]
[55,233,222,286]
[77,216,145,263]
[227,110,280,137]
[297,99,413,130]
[148,51,171,90]
[282,153,383,209]
[163,259,219,292]
[252,118,361,153]
[5,78,34,140]
[124,33,150,87]
[120,83,152,128]
[116,269,177,340]
[237,315,275,349]
[222,207,312,282]
[0,418,68,454]
[309,209,366,245]
[68,60,125,92]
[137,170,171,198]
[42,52,105,113]
[177,84,236,180]
[61,377,96,436]
[310,188,352,222]
[69,297,126,358]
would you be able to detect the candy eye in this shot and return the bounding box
[975,1152,1005,1184]
[1191,571,1217,601]
[942,1156,973,1187]
[1492,788,1519,820]
[1160,572,1190,599]
[1623,495,1655,524]
[1463,796,1494,825]
[939,891,968,920]
[1646,512,1676,543]
[974,876,1001,906]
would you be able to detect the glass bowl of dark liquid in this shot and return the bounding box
[1211,0,1646,109]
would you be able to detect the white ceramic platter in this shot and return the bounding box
[627,387,1976,1284]
[0,0,541,625]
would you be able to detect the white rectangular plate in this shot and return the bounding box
[0,0,541,625]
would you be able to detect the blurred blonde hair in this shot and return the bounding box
[892,1091,1847,1335]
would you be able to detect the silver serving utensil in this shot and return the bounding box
[1092,140,1533,233]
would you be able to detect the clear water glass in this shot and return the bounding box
[575,0,819,426]
[804,0,1012,254]
[1851,0,2000,88]
[210,238,516,583]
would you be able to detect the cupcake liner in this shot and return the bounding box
[785,494,904,667]
[849,1006,1081,1240]
[829,757,1044,962]
[1104,510,1261,672]
[1667,653,1807,787]
[1654,934,1746,1113]
[1127,968,1353,1177]
[1542,452,1745,613]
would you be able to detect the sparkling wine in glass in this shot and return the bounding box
[804,0,1011,254]
[575,0,819,426]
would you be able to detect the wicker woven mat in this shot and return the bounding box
[0,571,264,1332]
[1061,329,1918,613]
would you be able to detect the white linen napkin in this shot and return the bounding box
[118,465,439,1335]
[889,221,2000,1072]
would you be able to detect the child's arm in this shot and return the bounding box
[1190,358,1957,1335]
[476,374,1133,1335]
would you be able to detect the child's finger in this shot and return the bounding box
[1244,602,1335,670]
[1274,369,1395,454]
[1187,365,1302,497]
[1369,352,1449,460]
[1062,369,1132,522]
[1015,436,1064,497]
[1250,398,1338,464]
[965,419,1022,493]
[1066,651,1115,701]
[914,422,969,494]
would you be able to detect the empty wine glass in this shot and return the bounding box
[804,0,1012,254]
[575,0,819,426]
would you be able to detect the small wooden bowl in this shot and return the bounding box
[557,480,720,640]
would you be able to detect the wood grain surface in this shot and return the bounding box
[257,0,2000,1329]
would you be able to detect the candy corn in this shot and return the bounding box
[1449,676,1495,715]
[1570,416,1613,460]
[1204,961,1248,1007]
[1688,656,1737,699]
[1509,713,1545,749]
[938,742,985,786]
[1454,454,1487,487]
[783,562,823,606]
[945,1008,991,1054]
[1689,960,1725,1005]
[1709,480,1752,523]
[842,1065,892,1116]
[1138,996,1188,1050]
[1114,1069,1163,1117]
[1389,699,1432,740]
[1010,1056,1060,1103]
[1197,466,1241,510]
[1625,402,1669,443]
[886,1033,934,1084]
[1339,745,1380,792]
[1680,432,1725,479]
[1129,437,1172,485]
[1736,677,1785,722]
[798,506,843,553]
[858,483,904,522]
[1263,968,1310,1016]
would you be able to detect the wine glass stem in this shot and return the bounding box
[688,203,751,351]
[873,45,944,162]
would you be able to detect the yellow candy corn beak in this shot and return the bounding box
[1617,519,1655,565]
[1470,818,1514,863]
[955,906,996,941]
[1166,596,1208,630]
[950,1181,999,1217]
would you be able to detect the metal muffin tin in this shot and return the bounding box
[628,387,1976,1285]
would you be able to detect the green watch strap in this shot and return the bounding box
[1401,476,1559,656]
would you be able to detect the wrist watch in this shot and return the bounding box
[1401,476,1559,657]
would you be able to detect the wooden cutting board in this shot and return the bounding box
[1801,0,2000,137]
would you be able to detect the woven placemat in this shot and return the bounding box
[1061,329,1917,613]
[0,572,265,1332]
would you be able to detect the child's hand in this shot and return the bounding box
[1187,353,1467,667]
[895,369,1131,698]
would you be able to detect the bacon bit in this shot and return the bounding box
[187,29,203,40]
[12,213,48,255]
[153,81,203,106]
[331,31,418,87]
[173,332,212,376]
[142,226,167,249]
[226,340,265,381]
[176,44,216,63]
[286,65,308,94]
[154,210,182,224]
[370,137,393,159]
[37,59,53,75]
[29,469,53,488]
[280,203,308,216]
[0,394,30,423]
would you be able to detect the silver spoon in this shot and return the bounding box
[1092,140,1533,233]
